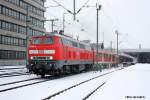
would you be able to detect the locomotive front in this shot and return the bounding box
[27,35,62,77]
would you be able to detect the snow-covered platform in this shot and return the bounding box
[88,64,150,100]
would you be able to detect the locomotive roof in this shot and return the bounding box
[32,32,91,46]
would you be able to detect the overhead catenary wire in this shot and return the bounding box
[76,0,91,14]
[51,0,73,14]
[46,0,103,40]
[51,0,93,18]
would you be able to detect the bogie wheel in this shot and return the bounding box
[41,74,45,78]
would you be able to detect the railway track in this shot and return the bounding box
[0,72,30,78]
[0,67,28,78]
[42,68,123,100]
[0,73,80,93]
[0,76,56,93]
[0,67,26,70]
[82,81,107,100]
[0,77,41,87]
[0,67,125,98]
[0,72,27,76]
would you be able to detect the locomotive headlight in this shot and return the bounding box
[49,56,53,60]
[30,56,33,60]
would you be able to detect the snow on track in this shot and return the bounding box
[88,64,150,100]
[0,78,47,92]
[48,73,112,100]
[0,74,38,85]
[0,66,25,69]
[0,68,119,100]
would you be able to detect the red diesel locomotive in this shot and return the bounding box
[27,32,118,77]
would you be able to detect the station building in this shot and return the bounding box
[0,0,46,65]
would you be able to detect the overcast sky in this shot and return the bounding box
[45,0,150,49]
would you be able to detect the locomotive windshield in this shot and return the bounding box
[44,37,53,44]
[32,37,41,44]
[32,37,54,44]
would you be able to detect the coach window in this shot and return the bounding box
[62,39,69,46]
[79,43,85,49]
[98,53,102,58]
[64,39,67,45]
[65,39,69,46]
[72,41,78,47]
[68,40,73,47]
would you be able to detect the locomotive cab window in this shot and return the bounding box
[44,37,53,44]
[32,37,41,44]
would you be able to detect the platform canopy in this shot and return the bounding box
[120,49,150,53]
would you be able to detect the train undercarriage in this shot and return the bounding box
[27,60,93,77]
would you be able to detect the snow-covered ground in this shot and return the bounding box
[0,64,149,100]
[0,65,25,69]
[0,65,27,74]
[0,74,38,84]
[0,67,118,100]
[88,64,150,100]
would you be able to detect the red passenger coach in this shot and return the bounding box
[93,50,118,68]
[27,32,93,77]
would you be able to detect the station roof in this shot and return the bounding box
[119,53,135,59]
[120,49,150,53]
